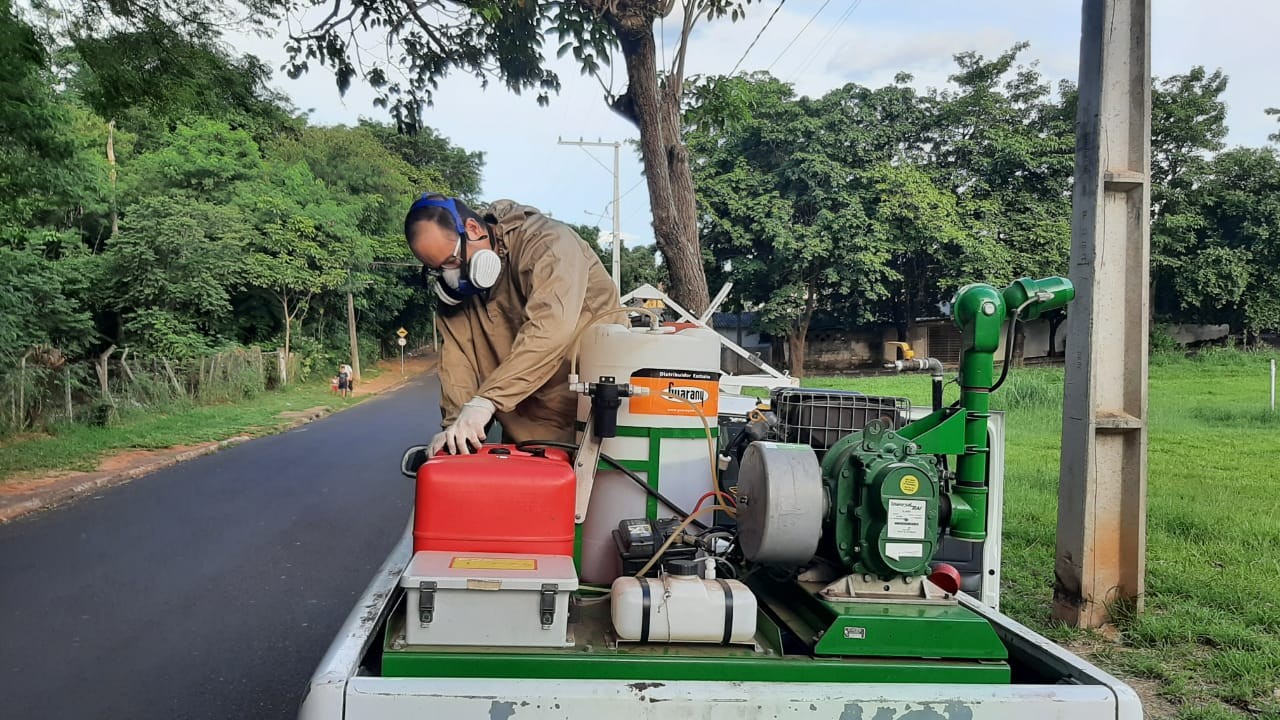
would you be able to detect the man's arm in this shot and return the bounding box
[474,228,592,413]
[438,317,481,428]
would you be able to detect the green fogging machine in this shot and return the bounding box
[385,276,1075,688]
[729,277,1073,673]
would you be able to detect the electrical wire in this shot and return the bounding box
[633,504,733,578]
[514,440,710,530]
[766,0,834,72]
[660,392,735,515]
[729,0,787,75]
[991,298,1037,394]
[692,491,735,519]
[787,0,863,83]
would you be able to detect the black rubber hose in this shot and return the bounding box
[990,307,1027,394]
[515,440,710,531]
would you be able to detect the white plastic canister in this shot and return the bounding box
[610,573,757,644]
[575,324,722,583]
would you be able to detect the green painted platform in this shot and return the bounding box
[381,596,1011,684]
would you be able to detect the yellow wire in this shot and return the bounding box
[633,504,734,578]
[661,392,735,516]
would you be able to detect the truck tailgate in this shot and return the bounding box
[346,676,1118,719]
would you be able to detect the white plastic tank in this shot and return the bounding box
[575,323,722,583]
[611,566,757,644]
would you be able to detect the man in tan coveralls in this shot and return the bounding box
[405,194,618,455]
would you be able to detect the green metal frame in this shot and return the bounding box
[748,579,1007,663]
[381,595,1010,684]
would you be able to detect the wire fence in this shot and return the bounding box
[0,346,302,436]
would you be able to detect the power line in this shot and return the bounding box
[729,0,788,76]
[766,0,834,72]
[788,0,864,82]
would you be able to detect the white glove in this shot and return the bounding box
[433,397,495,455]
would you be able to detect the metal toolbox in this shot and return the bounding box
[400,551,577,648]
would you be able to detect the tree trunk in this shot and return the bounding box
[107,120,119,237]
[1048,313,1065,358]
[1012,323,1027,367]
[608,15,710,315]
[786,334,807,379]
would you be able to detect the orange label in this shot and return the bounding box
[450,557,537,571]
[629,369,720,417]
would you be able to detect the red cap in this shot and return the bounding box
[928,563,962,595]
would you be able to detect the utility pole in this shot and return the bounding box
[1054,0,1151,629]
[347,290,361,382]
[345,274,373,382]
[558,137,623,298]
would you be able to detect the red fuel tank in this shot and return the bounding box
[414,444,576,556]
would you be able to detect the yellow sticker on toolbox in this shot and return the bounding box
[899,475,920,495]
[449,557,538,571]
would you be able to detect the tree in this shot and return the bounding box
[0,0,97,363]
[102,196,251,357]
[573,222,667,293]
[1149,67,1229,321]
[62,20,294,148]
[237,162,355,383]
[867,162,1010,339]
[1178,148,1280,337]
[359,120,484,200]
[925,45,1074,358]
[687,74,897,376]
[273,0,771,315]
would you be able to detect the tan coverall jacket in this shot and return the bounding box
[436,200,619,443]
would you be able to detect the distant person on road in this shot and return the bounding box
[338,363,353,398]
[404,193,617,455]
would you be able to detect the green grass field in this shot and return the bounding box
[810,348,1280,720]
[0,380,364,481]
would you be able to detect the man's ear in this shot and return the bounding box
[464,217,486,241]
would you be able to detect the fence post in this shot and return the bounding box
[65,364,74,423]
[1271,359,1276,412]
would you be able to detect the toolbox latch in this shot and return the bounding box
[539,583,558,629]
[418,581,437,626]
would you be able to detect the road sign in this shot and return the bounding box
[397,337,407,347]
[396,327,408,338]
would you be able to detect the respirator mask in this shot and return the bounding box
[410,194,503,306]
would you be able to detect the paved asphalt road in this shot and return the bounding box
[0,374,442,720]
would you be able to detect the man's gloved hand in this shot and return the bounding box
[431,397,495,455]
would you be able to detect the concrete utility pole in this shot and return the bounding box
[347,290,361,382]
[558,137,623,297]
[1054,0,1151,628]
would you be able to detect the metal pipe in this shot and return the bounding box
[950,278,1075,542]
[885,357,946,411]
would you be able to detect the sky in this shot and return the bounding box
[235,1,1280,248]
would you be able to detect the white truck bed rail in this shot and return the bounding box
[297,522,1142,720]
